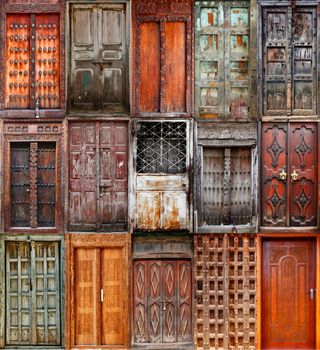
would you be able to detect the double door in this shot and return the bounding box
[261,123,318,227]
[73,247,125,346]
[69,121,128,231]
[133,260,192,344]
[6,241,60,346]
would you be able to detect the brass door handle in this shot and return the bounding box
[291,170,299,181]
[279,169,287,180]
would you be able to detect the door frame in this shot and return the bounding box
[256,233,320,349]
[65,233,130,350]
[0,234,65,349]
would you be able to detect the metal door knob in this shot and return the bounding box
[291,170,299,181]
[279,169,287,180]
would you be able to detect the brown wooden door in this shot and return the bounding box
[261,123,317,227]
[74,247,125,346]
[6,14,60,109]
[262,239,316,349]
[10,142,56,228]
[71,4,128,112]
[6,241,60,346]
[69,121,128,231]
[133,260,192,344]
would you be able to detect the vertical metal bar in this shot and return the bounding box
[29,142,38,228]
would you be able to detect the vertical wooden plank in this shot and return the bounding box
[139,22,160,112]
[101,247,124,345]
[74,248,99,345]
[164,22,186,112]
[29,142,38,228]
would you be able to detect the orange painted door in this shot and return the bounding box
[74,247,125,346]
[262,240,316,349]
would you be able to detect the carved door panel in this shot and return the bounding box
[290,124,317,226]
[9,142,57,228]
[6,242,60,346]
[69,122,128,231]
[71,4,128,112]
[262,7,317,116]
[262,239,316,349]
[195,1,250,119]
[6,14,60,109]
[133,260,192,344]
[261,123,318,227]
[74,247,126,346]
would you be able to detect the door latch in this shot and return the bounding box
[100,289,104,303]
[309,288,316,300]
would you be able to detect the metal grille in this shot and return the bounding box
[136,122,187,173]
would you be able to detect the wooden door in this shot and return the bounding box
[74,247,126,346]
[262,7,317,116]
[261,123,317,227]
[69,121,128,231]
[71,4,128,112]
[6,242,60,346]
[133,260,192,344]
[10,142,57,228]
[262,239,316,349]
[5,14,60,109]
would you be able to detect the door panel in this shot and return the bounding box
[133,260,192,344]
[101,248,124,345]
[262,240,315,349]
[10,143,30,227]
[6,242,60,346]
[74,248,100,345]
[261,124,288,226]
[71,4,128,111]
[165,22,186,112]
[290,124,317,226]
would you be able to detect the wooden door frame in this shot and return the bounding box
[65,233,130,350]
[256,233,320,349]
[0,234,65,349]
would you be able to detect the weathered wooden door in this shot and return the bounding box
[262,239,316,349]
[261,123,317,227]
[10,142,56,228]
[71,4,128,112]
[6,14,60,109]
[262,7,317,116]
[195,1,250,119]
[133,260,192,344]
[69,121,128,231]
[74,247,125,346]
[6,242,60,345]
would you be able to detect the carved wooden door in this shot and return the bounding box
[74,247,125,346]
[6,14,60,109]
[262,239,316,349]
[9,142,56,228]
[195,1,250,119]
[133,260,192,344]
[69,121,128,231]
[6,242,60,345]
[71,4,128,112]
[261,123,317,227]
[262,7,317,116]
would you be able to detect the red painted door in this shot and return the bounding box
[133,260,192,344]
[262,239,316,349]
[261,123,317,227]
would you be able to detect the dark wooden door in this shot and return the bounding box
[69,121,128,231]
[262,7,317,116]
[74,247,126,346]
[261,123,317,227]
[71,4,128,112]
[262,239,316,349]
[6,14,60,109]
[10,142,56,228]
[133,260,192,344]
[6,242,60,345]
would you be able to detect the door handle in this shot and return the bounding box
[100,289,104,303]
[291,170,299,181]
[308,288,316,300]
[279,169,287,180]
[160,301,166,311]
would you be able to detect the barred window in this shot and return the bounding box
[136,122,187,174]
